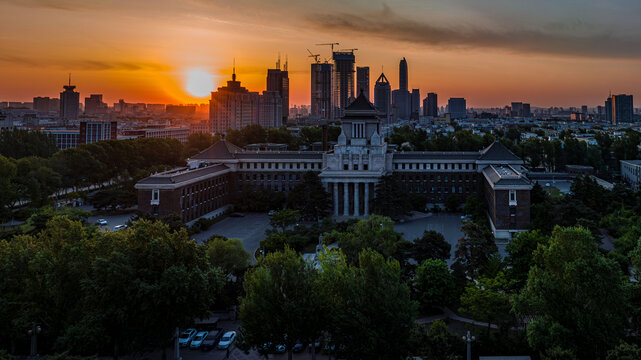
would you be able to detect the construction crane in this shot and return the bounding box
[339,48,358,53]
[307,49,321,63]
[316,43,340,54]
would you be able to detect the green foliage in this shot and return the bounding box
[318,248,417,360]
[0,129,58,159]
[506,230,549,286]
[453,222,498,278]
[414,259,455,311]
[411,230,451,263]
[462,194,486,224]
[372,175,411,219]
[205,236,250,276]
[185,132,216,156]
[514,226,628,359]
[459,271,514,332]
[286,171,331,220]
[268,208,301,233]
[445,194,461,212]
[606,342,641,360]
[408,321,463,360]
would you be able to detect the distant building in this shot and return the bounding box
[393,58,410,120]
[122,127,190,143]
[60,78,79,124]
[356,66,370,100]
[410,89,420,119]
[606,94,633,124]
[44,129,79,150]
[267,66,289,124]
[621,160,641,189]
[374,72,391,120]
[166,104,196,116]
[258,90,283,129]
[33,97,59,114]
[0,113,13,130]
[311,62,333,121]
[209,69,259,133]
[510,102,530,117]
[80,121,117,144]
[333,51,356,113]
[84,94,107,115]
[448,98,467,119]
[423,92,438,117]
[523,103,531,117]
[146,104,166,114]
[399,57,408,92]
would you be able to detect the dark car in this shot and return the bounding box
[200,329,224,351]
[229,212,245,218]
[292,340,305,353]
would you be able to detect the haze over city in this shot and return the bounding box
[2,0,641,107]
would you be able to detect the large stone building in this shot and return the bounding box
[137,93,532,238]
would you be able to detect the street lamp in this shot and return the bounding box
[462,330,475,360]
[27,323,41,360]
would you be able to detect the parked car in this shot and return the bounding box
[268,210,277,216]
[113,224,127,231]
[217,331,236,349]
[189,331,209,349]
[229,212,245,218]
[96,219,108,225]
[292,340,305,353]
[308,338,321,352]
[178,328,197,347]
[201,329,224,351]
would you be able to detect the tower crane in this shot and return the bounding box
[307,49,321,63]
[316,42,339,60]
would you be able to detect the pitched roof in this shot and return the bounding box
[375,72,390,84]
[345,90,377,112]
[191,139,244,160]
[479,140,522,162]
[136,164,230,185]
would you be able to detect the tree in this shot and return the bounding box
[606,342,641,360]
[318,248,417,360]
[453,222,498,278]
[286,171,331,220]
[0,129,58,159]
[268,208,301,233]
[371,175,410,219]
[414,259,455,311]
[411,230,451,263]
[505,230,548,286]
[513,226,628,359]
[408,321,463,360]
[205,236,251,276]
[445,195,461,212]
[239,248,324,360]
[0,155,18,221]
[459,271,514,333]
[185,132,215,156]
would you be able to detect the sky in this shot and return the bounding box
[1,0,641,108]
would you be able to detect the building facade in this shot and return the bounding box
[60,82,79,124]
[137,93,532,239]
[606,94,634,124]
[84,94,107,115]
[374,73,391,120]
[333,51,356,114]
[423,93,438,117]
[267,67,289,124]
[621,160,641,190]
[448,98,467,119]
[356,66,370,100]
[79,121,117,144]
[122,127,190,143]
[311,62,333,121]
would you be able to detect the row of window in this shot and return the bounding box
[239,173,302,181]
[394,162,476,171]
[181,176,228,196]
[404,185,473,194]
[239,162,321,170]
[396,174,477,182]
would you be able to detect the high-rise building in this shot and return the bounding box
[267,62,289,124]
[209,68,282,132]
[60,77,79,124]
[423,93,438,117]
[511,102,523,117]
[399,57,408,92]
[333,51,355,113]
[33,96,59,114]
[410,89,420,119]
[311,62,333,121]
[523,103,531,117]
[447,98,467,119]
[356,66,370,100]
[606,94,634,124]
[84,94,107,115]
[374,72,391,120]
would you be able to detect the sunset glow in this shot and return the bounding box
[185,69,215,98]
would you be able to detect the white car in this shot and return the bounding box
[190,331,208,349]
[96,219,108,225]
[178,328,197,347]
[217,331,236,349]
[113,224,127,231]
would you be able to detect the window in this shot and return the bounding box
[352,122,365,138]
[509,190,517,206]
[152,189,159,201]
[364,164,368,170]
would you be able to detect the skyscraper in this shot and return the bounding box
[209,68,260,133]
[399,57,408,92]
[60,76,79,124]
[606,94,634,124]
[410,89,420,119]
[311,62,333,121]
[356,66,370,100]
[374,73,391,120]
[447,98,467,119]
[333,51,355,113]
[259,90,283,129]
[423,93,438,117]
[266,60,289,124]
[34,96,59,114]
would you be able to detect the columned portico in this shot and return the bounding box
[343,182,349,216]
[333,182,339,216]
[364,183,369,215]
[354,182,360,216]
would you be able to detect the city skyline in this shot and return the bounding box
[2,0,641,107]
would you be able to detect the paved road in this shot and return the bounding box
[191,213,271,261]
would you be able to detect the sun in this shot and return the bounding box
[185,68,214,98]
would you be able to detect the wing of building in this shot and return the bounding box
[136,92,532,239]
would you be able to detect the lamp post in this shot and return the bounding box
[27,323,41,360]
[462,330,475,360]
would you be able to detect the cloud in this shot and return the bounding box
[3,0,103,11]
[305,5,641,59]
[0,55,170,72]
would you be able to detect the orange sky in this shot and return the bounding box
[1,0,641,108]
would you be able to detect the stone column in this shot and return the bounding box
[343,182,350,216]
[354,182,360,217]
[364,182,370,216]
[333,182,339,217]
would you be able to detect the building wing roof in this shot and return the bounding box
[136,164,230,185]
[191,139,244,160]
[479,140,522,162]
